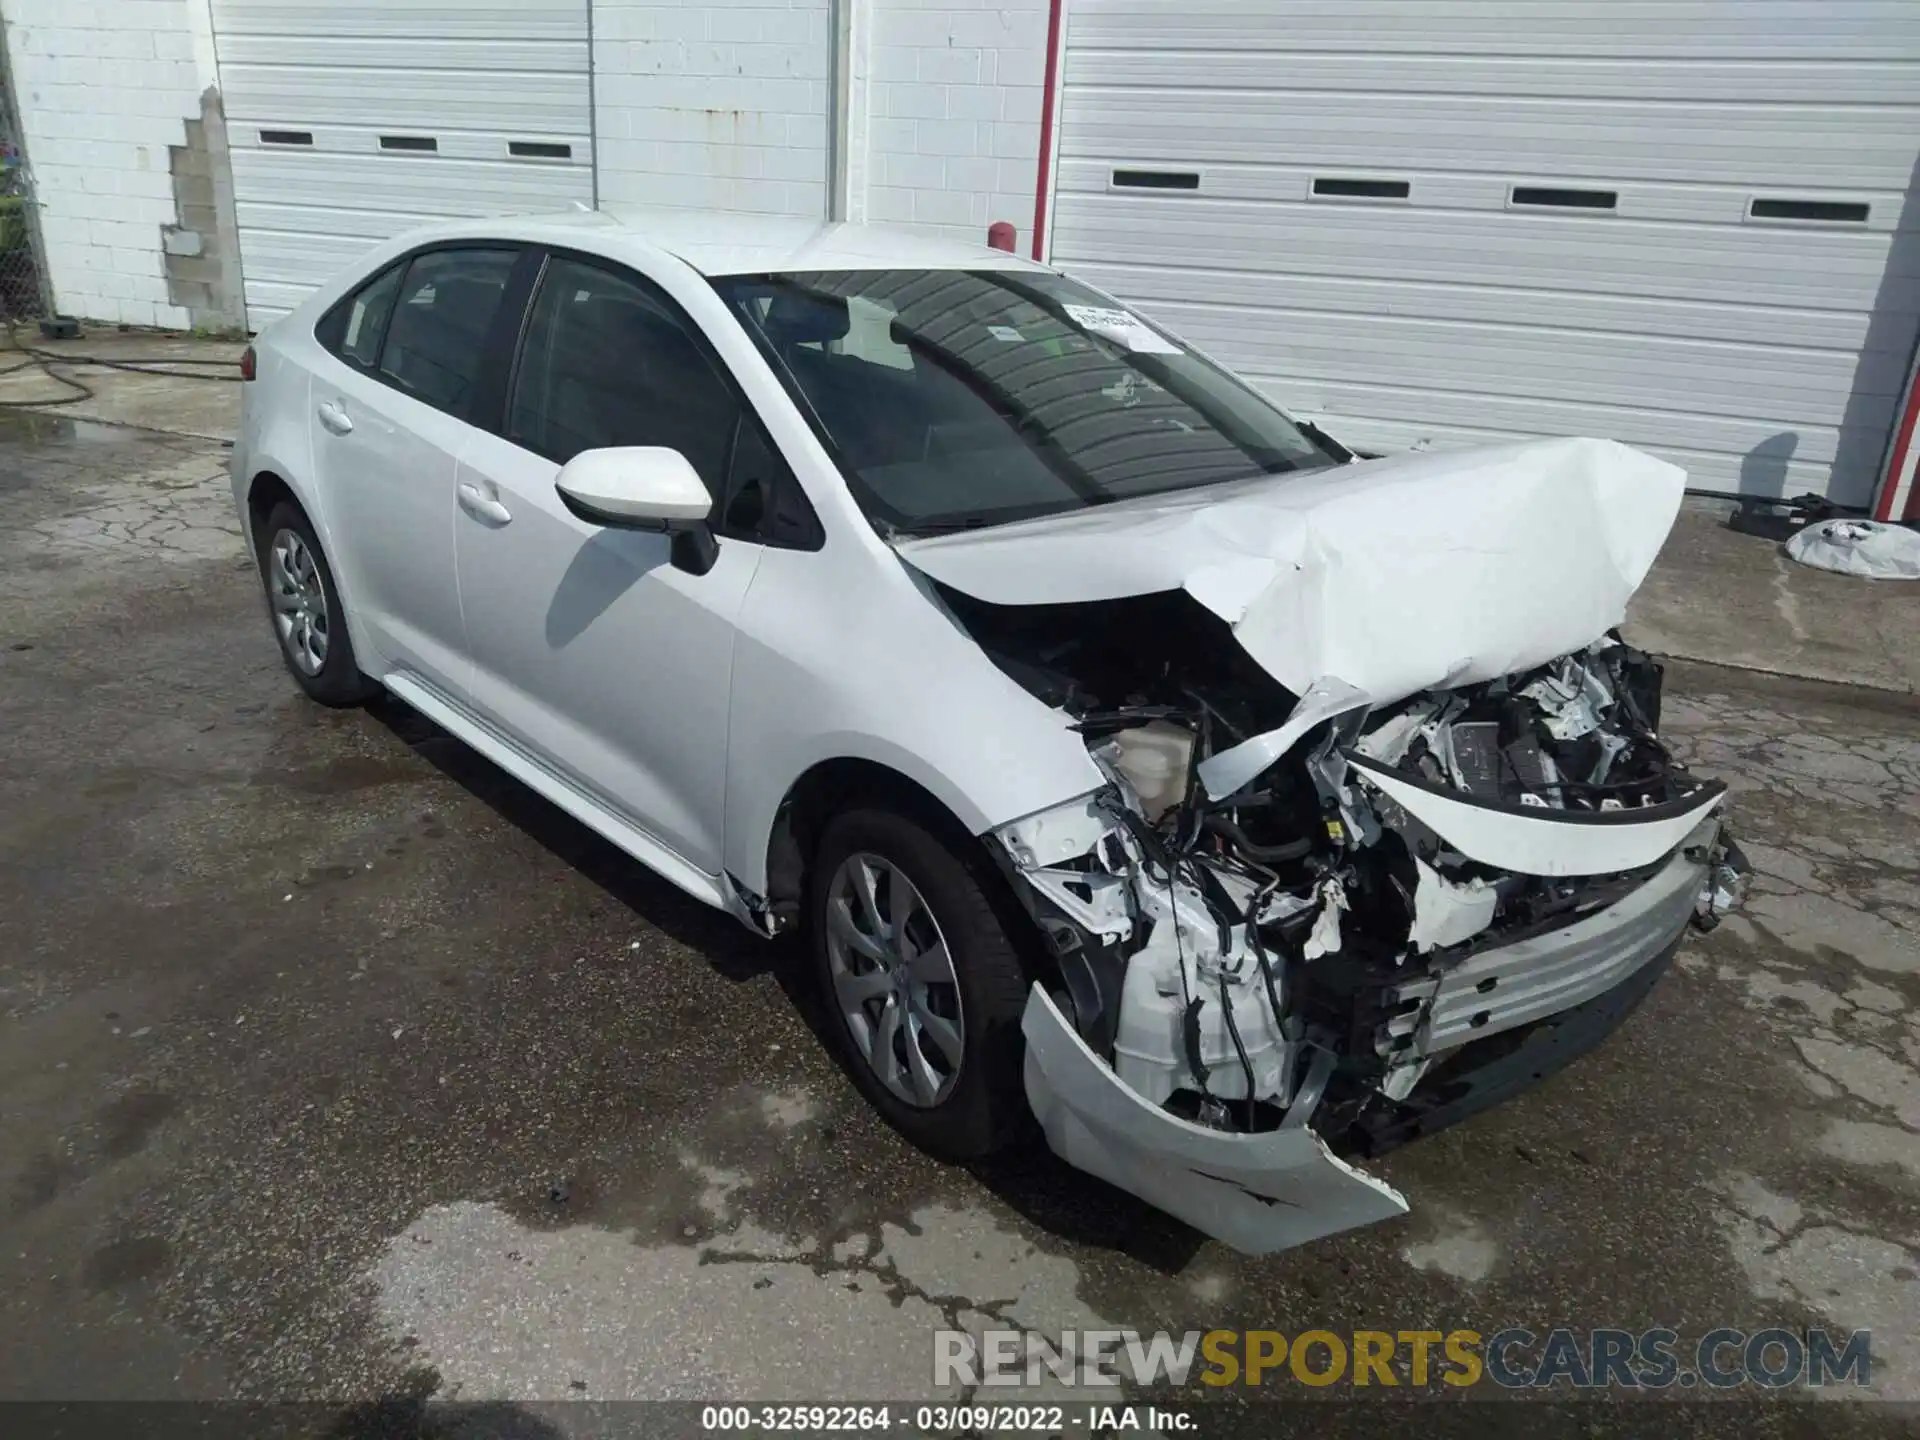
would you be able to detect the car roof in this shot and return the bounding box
[406,207,1046,278]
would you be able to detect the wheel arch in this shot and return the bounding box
[758,756,995,930]
[243,464,375,673]
[244,469,301,560]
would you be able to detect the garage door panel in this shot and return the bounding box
[231,151,590,217]
[214,37,588,72]
[1059,91,1920,191]
[229,222,440,287]
[1055,3,1920,499]
[233,201,452,247]
[1069,261,1900,354]
[240,279,320,328]
[228,129,592,169]
[212,1,586,42]
[1053,197,1912,313]
[1303,415,1845,498]
[1066,52,1920,106]
[1159,301,1900,427]
[1068,1,1920,61]
[1054,158,1909,233]
[223,66,590,136]
[1255,377,1861,475]
[217,0,592,329]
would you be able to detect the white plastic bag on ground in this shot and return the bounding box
[1785,519,1920,580]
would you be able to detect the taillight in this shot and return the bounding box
[239,345,257,381]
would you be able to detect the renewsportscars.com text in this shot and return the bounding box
[934,1326,1872,1391]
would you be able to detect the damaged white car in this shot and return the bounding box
[233,212,1747,1255]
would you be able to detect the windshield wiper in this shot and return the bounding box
[1295,418,1354,463]
[889,514,1000,536]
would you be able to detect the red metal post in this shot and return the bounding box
[1030,0,1066,263]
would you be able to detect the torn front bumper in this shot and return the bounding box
[1019,820,1723,1255]
[1381,819,1715,1058]
[1021,987,1409,1254]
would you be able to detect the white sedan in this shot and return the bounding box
[232,211,1745,1253]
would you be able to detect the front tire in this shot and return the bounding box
[809,806,1033,1160]
[257,502,376,707]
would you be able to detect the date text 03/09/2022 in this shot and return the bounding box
[699,1404,1197,1433]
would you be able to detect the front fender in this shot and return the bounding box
[721,547,1104,895]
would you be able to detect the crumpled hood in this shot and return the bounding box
[896,436,1684,708]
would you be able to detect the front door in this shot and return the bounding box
[452,253,767,876]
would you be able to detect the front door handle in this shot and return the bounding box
[316,400,354,435]
[457,481,512,526]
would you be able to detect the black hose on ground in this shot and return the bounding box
[0,322,243,409]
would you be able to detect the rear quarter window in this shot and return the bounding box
[316,263,404,369]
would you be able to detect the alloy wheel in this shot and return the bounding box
[268,528,330,676]
[824,851,966,1108]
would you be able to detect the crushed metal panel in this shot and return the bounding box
[1021,988,1408,1255]
[1347,753,1725,878]
[899,436,1684,711]
[1406,856,1499,953]
[1394,830,1711,1055]
[1196,674,1368,799]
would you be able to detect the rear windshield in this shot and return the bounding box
[709,268,1339,533]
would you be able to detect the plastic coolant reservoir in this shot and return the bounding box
[1114,958,1287,1108]
[1107,721,1196,821]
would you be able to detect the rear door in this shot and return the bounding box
[309,244,526,700]
[451,250,816,876]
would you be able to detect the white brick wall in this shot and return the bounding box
[865,0,1047,245]
[4,0,211,327]
[593,0,833,217]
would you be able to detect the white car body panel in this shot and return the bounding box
[311,361,475,698]
[1348,755,1728,878]
[1022,988,1410,1255]
[454,424,764,876]
[896,435,1684,709]
[719,546,1106,897]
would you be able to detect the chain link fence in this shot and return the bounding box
[0,65,51,327]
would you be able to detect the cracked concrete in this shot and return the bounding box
[2,413,1918,1435]
[1625,501,1920,694]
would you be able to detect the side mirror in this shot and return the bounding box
[554,447,719,574]
[554,447,712,530]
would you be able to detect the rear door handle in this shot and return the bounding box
[457,481,512,526]
[316,401,353,435]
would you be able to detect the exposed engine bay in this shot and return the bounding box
[952,586,1748,1183]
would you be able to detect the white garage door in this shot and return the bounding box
[1049,1,1920,503]
[213,1,593,327]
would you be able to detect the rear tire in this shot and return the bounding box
[257,501,377,707]
[809,805,1033,1160]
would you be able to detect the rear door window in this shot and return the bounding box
[374,248,519,419]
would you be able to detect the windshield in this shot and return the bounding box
[709,268,1340,533]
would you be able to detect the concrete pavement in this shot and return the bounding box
[1626,503,1920,696]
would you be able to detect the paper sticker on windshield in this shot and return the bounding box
[987,324,1024,343]
[1062,303,1178,354]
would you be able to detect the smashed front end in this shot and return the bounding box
[961,590,1747,1254]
